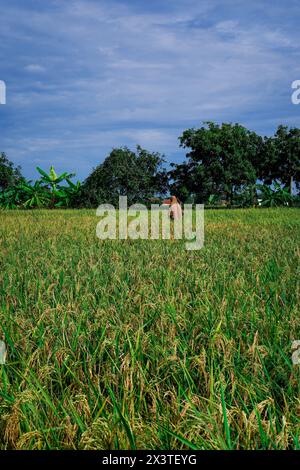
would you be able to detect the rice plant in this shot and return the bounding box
[0,208,299,449]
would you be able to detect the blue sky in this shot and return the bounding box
[1,0,300,181]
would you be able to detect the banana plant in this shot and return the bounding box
[0,166,81,209]
[36,166,75,191]
[0,186,21,209]
[54,179,81,207]
[36,166,76,208]
[207,194,219,205]
[20,180,50,208]
[256,182,296,207]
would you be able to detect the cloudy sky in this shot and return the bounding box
[1,0,300,180]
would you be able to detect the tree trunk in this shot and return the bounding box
[290,175,294,196]
[230,186,234,206]
[225,190,231,206]
[252,185,257,207]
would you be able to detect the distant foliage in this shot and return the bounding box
[257,182,298,207]
[0,152,23,191]
[0,165,81,209]
[81,146,169,207]
[170,122,262,204]
[170,122,300,206]
[1,122,300,208]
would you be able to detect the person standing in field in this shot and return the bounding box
[169,195,182,220]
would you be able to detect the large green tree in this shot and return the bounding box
[169,160,210,203]
[82,146,169,206]
[263,126,300,195]
[0,152,22,191]
[172,122,262,204]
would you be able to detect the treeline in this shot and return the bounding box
[1,122,300,209]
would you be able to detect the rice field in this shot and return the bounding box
[0,208,299,450]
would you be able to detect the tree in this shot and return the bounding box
[264,126,300,195]
[254,135,277,184]
[0,152,22,191]
[168,160,209,203]
[82,146,168,206]
[176,122,262,204]
[169,162,193,202]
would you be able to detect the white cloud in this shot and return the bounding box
[215,20,239,33]
[24,64,46,73]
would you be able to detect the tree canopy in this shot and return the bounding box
[262,126,300,194]
[170,122,263,203]
[170,122,300,203]
[82,146,169,206]
[0,152,23,191]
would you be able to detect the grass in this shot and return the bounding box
[0,207,299,450]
